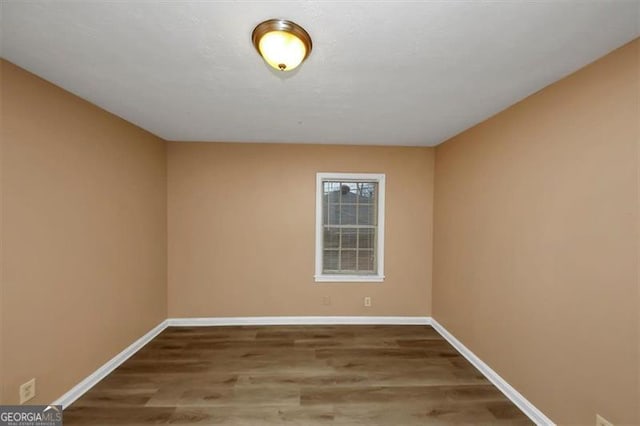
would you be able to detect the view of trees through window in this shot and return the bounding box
[322,181,378,274]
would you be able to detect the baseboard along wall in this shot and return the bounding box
[52,321,168,408]
[429,318,554,425]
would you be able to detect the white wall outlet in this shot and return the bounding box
[19,378,36,404]
[322,296,331,306]
[596,414,613,426]
[364,296,372,307]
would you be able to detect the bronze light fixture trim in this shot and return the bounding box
[252,19,313,71]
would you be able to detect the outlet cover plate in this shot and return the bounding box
[19,378,36,404]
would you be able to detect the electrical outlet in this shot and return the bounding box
[596,415,613,426]
[19,378,36,404]
[364,296,372,307]
[322,296,331,306]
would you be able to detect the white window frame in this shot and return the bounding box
[314,172,385,283]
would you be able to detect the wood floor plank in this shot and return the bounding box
[63,325,532,425]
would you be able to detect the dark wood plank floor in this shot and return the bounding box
[64,325,532,425]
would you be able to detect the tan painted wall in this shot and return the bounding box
[168,143,433,317]
[1,60,167,405]
[433,39,639,424]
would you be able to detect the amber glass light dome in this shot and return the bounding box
[252,19,312,71]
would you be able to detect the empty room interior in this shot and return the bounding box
[1,1,639,425]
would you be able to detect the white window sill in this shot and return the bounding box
[314,275,385,283]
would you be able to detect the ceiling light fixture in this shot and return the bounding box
[252,19,312,72]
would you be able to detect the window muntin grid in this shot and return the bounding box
[321,181,378,275]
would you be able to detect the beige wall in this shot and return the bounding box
[168,143,433,317]
[1,60,168,405]
[433,39,639,424]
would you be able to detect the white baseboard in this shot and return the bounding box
[52,320,168,409]
[166,316,432,326]
[430,318,555,426]
[52,315,553,426]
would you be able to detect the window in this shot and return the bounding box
[315,173,385,282]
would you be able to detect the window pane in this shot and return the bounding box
[339,185,357,225]
[358,250,375,272]
[324,181,341,198]
[339,183,355,202]
[358,205,375,225]
[341,250,357,270]
[341,228,357,248]
[356,182,376,203]
[324,228,340,249]
[340,204,357,225]
[323,250,339,271]
[358,228,375,249]
[322,197,328,225]
[327,203,339,225]
[324,182,341,225]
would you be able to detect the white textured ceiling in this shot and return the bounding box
[2,1,639,146]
